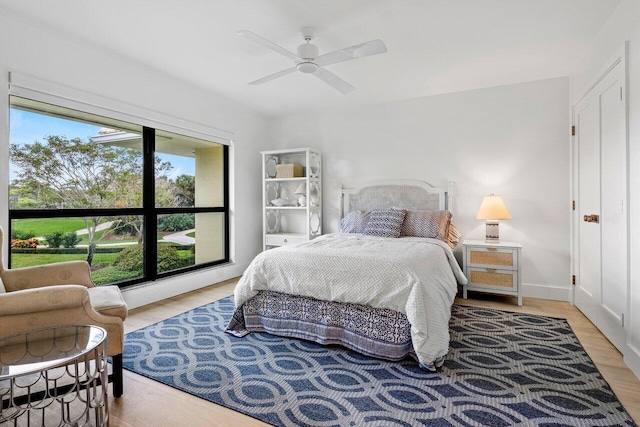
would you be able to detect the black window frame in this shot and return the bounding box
[8,123,230,288]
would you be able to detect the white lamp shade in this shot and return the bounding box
[295,183,307,195]
[476,195,512,220]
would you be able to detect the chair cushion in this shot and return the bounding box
[87,286,128,321]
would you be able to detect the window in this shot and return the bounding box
[8,96,229,287]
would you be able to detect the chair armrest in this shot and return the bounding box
[0,285,124,355]
[0,261,95,292]
[0,285,90,316]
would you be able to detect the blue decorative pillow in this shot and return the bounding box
[340,211,370,233]
[363,209,406,238]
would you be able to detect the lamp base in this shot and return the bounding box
[485,220,500,243]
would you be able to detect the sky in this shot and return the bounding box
[9,109,195,180]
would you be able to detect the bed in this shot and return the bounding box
[226,180,467,370]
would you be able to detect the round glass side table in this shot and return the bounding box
[0,325,109,426]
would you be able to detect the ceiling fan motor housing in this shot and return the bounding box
[296,42,319,73]
[297,42,319,61]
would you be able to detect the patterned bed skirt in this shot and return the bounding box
[226,290,430,366]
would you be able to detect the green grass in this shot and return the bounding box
[186,231,195,238]
[12,218,91,237]
[12,218,145,245]
[10,252,120,269]
[77,229,141,245]
[13,219,188,246]
[10,243,195,286]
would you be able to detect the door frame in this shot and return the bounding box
[570,42,629,348]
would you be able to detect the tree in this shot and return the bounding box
[174,174,195,207]
[10,179,61,208]
[10,135,175,264]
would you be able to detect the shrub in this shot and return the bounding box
[158,214,195,232]
[158,245,191,272]
[61,232,80,248]
[114,243,191,273]
[91,267,142,286]
[11,229,36,240]
[44,231,64,248]
[11,238,39,248]
[181,254,196,268]
[113,244,144,272]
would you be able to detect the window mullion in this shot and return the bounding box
[142,127,157,281]
[224,145,230,262]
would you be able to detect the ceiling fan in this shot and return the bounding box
[238,27,387,94]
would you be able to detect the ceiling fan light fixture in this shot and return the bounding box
[297,61,319,74]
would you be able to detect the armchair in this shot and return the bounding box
[0,227,128,397]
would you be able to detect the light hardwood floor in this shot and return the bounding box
[108,278,640,426]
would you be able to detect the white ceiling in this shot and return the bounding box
[0,0,621,117]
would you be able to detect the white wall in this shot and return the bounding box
[269,77,571,301]
[0,14,268,308]
[569,0,640,378]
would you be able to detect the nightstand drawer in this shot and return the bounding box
[467,267,517,291]
[467,247,518,270]
[265,234,307,247]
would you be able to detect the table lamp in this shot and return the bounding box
[295,183,307,207]
[476,194,511,243]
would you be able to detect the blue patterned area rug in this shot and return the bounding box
[123,296,636,426]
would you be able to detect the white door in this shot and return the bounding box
[573,59,627,352]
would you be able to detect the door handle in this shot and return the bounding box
[583,214,600,223]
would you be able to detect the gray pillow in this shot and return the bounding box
[363,209,406,238]
[340,211,370,233]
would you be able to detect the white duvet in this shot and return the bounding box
[233,233,468,367]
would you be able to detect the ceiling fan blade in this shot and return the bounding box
[238,30,301,62]
[249,67,297,85]
[313,68,355,94]
[316,39,387,67]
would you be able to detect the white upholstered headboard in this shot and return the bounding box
[340,180,450,218]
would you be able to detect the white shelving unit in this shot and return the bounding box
[261,148,322,250]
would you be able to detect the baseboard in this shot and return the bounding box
[121,262,249,310]
[522,283,572,302]
[625,342,640,379]
[122,275,571,310]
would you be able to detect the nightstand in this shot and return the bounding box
[462,239,522,306]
